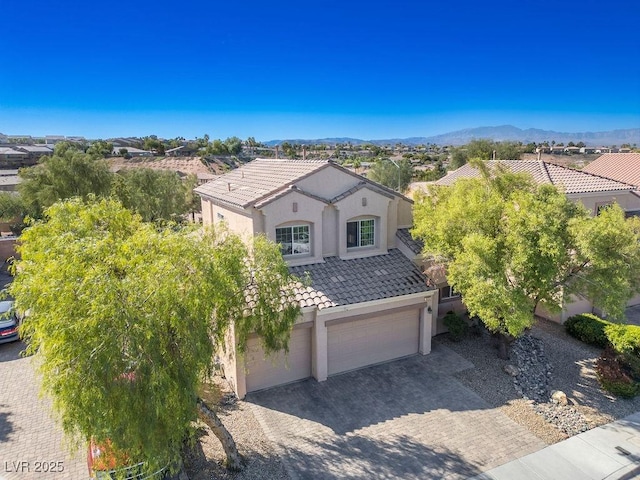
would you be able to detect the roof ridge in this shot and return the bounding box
[538,160,553,185]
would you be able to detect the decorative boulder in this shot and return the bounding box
[504,364,519,377]
[551,390,569,406]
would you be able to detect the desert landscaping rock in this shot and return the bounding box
[511,334,552,403]
[503,364,519,376]
[551,390,568,406]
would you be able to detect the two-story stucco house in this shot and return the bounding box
[195,159,438,398]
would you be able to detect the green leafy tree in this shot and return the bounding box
[413,161,640,358]
[86,140,114,158]
[223,136,243,155]
[18,147,113,218]
[280,141,297,159]
[494,141,522,160]
[143,137,166,155]
[10,198,300,473]
[0,192,26,233]
[367,158,413,192]
[111,168,190,223]
[466,139,495,160]
[449,147,469,169]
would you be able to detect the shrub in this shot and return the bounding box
[605,324,640,356]
[596,347,640,398]
[443,311,468,341]
[564,313,610,348]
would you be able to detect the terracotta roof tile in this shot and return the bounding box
[194,158,331,208]
[583,153,640,188]
[290,249,432,309]
[436,160,634,194]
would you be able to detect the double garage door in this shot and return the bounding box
[327,309,420,375]
[244,308,421,393]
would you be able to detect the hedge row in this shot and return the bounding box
[565,313,640,398]
[565,313,640,353]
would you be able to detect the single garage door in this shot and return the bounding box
[327,309,420,376]
[245,325,312,393]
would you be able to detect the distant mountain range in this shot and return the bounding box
[265,125,640,147]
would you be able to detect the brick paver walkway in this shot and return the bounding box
[0,341,86,480]
[248,343,546,480]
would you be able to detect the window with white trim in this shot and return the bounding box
[440,285,460,301]
[347,219,375,248]
[276,225,310,256]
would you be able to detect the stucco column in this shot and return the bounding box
[430,292,439,338]
[235,353,247,400]
[312,312,328,381]
[419,303,432,355]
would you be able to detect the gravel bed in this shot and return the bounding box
[435,317,640,444]
[184,376,289,480]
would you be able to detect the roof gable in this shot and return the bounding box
[194,158,409,209]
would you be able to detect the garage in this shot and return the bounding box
[327,308,420,376]
[245,324,312,393]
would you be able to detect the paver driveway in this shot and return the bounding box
[247,343,546,480]
[0,341,85,480]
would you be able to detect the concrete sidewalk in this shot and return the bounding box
[473,412,640,480]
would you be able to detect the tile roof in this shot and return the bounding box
[194,159,331,208]
[330,181,394,203]
[0,148,26,155]
[289,249,432,310]
[396,228,424,255]
[436,160,634,194]
[15,145,53,153]
[583,153,640,188]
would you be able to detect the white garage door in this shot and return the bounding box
[245,326,312,393]
[327,309,420,376]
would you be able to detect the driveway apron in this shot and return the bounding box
[247,343,545,480]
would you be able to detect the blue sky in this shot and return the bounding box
[1,0,639,141]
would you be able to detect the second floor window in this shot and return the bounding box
[347,219,375,248]
[276,225,310,256]
[440,285,460,301]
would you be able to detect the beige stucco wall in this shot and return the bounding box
[333,186,391,259]
[569,191,640,216]
[397,198,413,227]
[296,166,360,199]
[260,191,326,266]
[322,206,339,257]
[200,198,255,235]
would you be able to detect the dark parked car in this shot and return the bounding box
[0,300,19,344]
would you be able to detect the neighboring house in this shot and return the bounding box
[165,146,184,156]
[44,135,67,145]
[0,170,21,192]
[583,153,640,191]
[112,147,153,157]
[15,145,54,160]
[195,159,438,398]
[0,147,29,166]
[433,160,640,322]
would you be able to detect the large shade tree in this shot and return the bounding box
[18,146,113,218]
[413,161,640,358]
[10,198,300,473]
[111,168,191,223]
[367,158,413,192]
